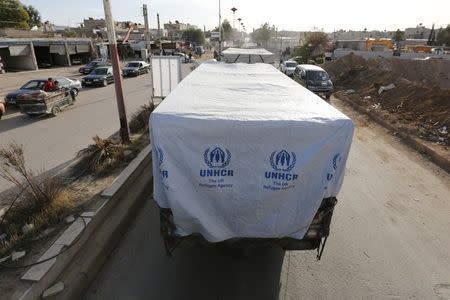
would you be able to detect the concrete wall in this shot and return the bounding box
[333,49,450,61]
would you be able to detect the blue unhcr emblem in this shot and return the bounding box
[333,153,342,170]
[155,146,164,164]
[327,153,342,181]
[204,147,231,168]
[270,150,296,172]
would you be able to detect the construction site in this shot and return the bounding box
[324,54,449,156]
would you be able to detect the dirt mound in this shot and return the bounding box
[324,54,449,146]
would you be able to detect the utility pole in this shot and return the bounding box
[143,4,150,51]
[157,13,162,53]
[102,0,130,144]
[218,0,222,60]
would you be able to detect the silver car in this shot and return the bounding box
[55,77,82,96]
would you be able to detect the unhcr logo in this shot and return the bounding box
[204,147,231,169]
[154,146,168,178]
[327,153,342,181]
[200,146,233,177]
[270,150,296,172]
[265,149,299,182]
[155,146,164,164]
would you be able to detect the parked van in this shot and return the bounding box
[293,64,333,100]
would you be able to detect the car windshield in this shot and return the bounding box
[126,63,140,68]
[306,70,329,81]
[87,61,98,67]
[20,80,44,90]
[285,62,297,68]
[91,68,108,75]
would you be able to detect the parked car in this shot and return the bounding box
[280,60,298,77]
[71,58,83,65]
[4,78,81,105]
[195,46,205,56]
[122,61,149,77]
[78,59,109,75]
[81,66,114,87]
[174,52,191,63]
[0,98,5,119]
[293,64,333,100]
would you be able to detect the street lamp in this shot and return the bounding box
[237,18,242,32]
[231,7,237,29]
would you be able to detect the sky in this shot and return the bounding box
[20,0,450,32]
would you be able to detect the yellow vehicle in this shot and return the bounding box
[404,45,433,53]
[365,38,393,51]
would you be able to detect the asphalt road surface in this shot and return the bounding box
[0,64,192,199]
[85,97,450,300]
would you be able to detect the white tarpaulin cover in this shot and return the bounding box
[150,61,354,242]
[222,47,275,64]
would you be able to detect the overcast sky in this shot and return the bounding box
[21,0,450,32]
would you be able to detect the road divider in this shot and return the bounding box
[17,145,152,300]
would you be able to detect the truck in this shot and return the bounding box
[16,88,76,117]
[150,61,354,258]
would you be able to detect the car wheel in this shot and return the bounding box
[51,106,60,117]
[0,111,2,120]
[71,88,79,97]
[145,68,149,74]
[102,79,108,87]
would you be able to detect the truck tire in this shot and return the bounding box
[71,88,79,97]
[51,106,60,117]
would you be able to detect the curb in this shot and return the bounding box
[16,145,153,300]
[335,95,450,173]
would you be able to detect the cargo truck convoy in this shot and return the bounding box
[150,61,354,258]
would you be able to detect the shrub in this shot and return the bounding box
[129,102,155,134]
[76,135,124,174]
[0,143,75,253]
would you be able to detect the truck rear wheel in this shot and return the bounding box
[51,106,60,117]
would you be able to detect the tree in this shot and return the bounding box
[393,29,405,41]
[0,0,29,29]
[182,28,205,45]
[436,25,450,46]
[221,19,232,40]
[23,5,41,28]
[292,32,329,63]
[250,22,274,46]
[306,31,329,48]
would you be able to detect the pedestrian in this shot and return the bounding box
[188,52,192,62]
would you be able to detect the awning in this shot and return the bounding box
[9,45,30,56]
[76,44,90,53]
[67,44,77,55]
[49,44,66,55]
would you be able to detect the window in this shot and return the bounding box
[306,71,329,81]
[92,68,108,75]
[21,81,44,90]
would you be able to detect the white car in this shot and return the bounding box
[281,60,298,77]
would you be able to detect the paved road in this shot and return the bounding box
[85,97,450,300]
[0,64,192,199]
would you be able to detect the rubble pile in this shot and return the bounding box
[324,54,450,146]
